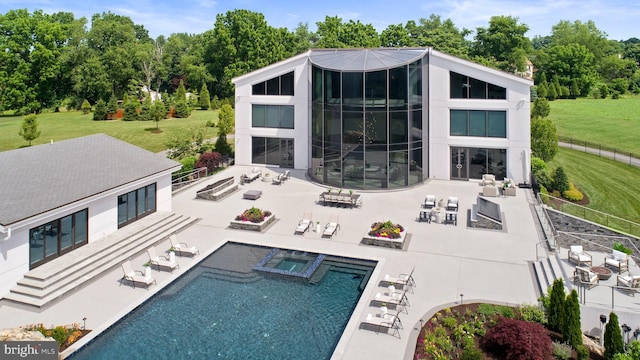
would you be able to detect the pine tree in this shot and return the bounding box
[214,131,233,156]
[218,104,235,134]
[604,312,624,359]
[152,99,166,130]
[123,95,139,121]
[93,99,108,121]
[139,96,153,121]
[81,99,92,114]
[106,94,118,119]
[548,278,566,332]
[562,290,583,348]
[553,167,570,193]
[198,83,211,110]
[18,114,41,146]
[176,79,187,103]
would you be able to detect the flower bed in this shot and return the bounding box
[362,220,406,249]
[229,207,275,231]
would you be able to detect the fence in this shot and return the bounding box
[559,136,640,167]
[171,167,208,192]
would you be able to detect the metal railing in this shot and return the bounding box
[171,167,207,192]
[538,193,640,238]
[559,136,640,166]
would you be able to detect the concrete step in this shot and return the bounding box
[532,254,566,298]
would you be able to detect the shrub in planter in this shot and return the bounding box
[368,220,404,239]
[482,317,552,359]
[235,207,272,223]
[563,182,584,202]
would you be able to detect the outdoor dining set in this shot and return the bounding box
[318,190,362,208]
[417,194,458,225]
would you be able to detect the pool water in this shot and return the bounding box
[275,258,308,272]
[69,243,372,360]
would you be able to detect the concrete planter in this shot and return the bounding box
[362,230,407,249]
[229,214,275,232]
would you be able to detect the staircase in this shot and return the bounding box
[4,212,199,308]
[531,252,568,297]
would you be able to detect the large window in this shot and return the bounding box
[252,71,294,96]
[118,183,156,228]
[29,209,88,269]
[251,137,295,168]
[450,72,506,99]
[252,105,294,129]
[450,110,506,138]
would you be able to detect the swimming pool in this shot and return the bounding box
[68,242,375,359]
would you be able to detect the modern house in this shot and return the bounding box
[232,48,533,190]
[0,134,181,298]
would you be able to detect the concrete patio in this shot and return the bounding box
[0,164,638,359]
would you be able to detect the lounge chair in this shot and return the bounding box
[272,173,283,185]
[573,266,599,289]
[295,213,312,234]
[380,268,416,291]
[121,261,156,289]
[617,274,640,296]
[360,311,403,338]
[605,249,629,273]
[323,216,340,239]
[283,170,290,180]
[568,245,592,267]
[147,247,179,272]
[423,195,436,209]
[169,234,200,257]
[372,289,410,312]
[446,196,458,212]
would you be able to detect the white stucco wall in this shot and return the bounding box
[233,52,311,170]
[0,172,174,298]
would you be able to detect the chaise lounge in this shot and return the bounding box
[169,234,200,257]
[147,247,179,272]
[295,213,312,235]
[121,260,156,289]
[380,269,416,291]
[323,216,340,239]
[360,311,403,338]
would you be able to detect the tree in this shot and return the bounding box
[93,99,107,120]
[122,95,139,121]
[81,99,92,114]
[165,127,206,159]
[106,94,118,119]
[217,104,235,134]
[198,83,211,110]
[139,96,153,121]
[19,114,41,145]
[531,98,550,119]
[553,166,570,194]
[174,79,191,118]
[473,15,531,72]
[547,278,565,332]
[563,290,582,348]
[214,131,233,156]
[605,312,624,359]
[531,117,558,162]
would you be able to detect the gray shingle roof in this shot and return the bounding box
[309,48,429,71]
[0,134,181,225]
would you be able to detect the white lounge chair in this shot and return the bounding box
[568,245,592,267]
[372,289,410,312]
[323,216,340,239]
[121,261,156,289]
[147,247,179,272]
[272,173,283,185]
[573,266,599,289]
[381,268,416,291]
[605,249,629,273]
[423,195,436,209]
[361,311,403,338]
[295,213,312,235]
[617,274,640,296]
[446,196,458,212]
[169,234,200,257]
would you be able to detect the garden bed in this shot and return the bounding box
[196,176,236,201]
[229,207,275,232]
[361,221,406,249]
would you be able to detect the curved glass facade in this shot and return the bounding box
[310,59,425,190]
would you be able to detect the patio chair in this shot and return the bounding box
[568,245,592,267]
[423,195,436,209]
[372,288,410,312]
[380,268,416,291]
[295,213,312,235]
[283,170,290,180]
[446,196,459,212]
[481,174,496,186]
[573,266,599,289]
[147,246,179,272]
[617,274,640,296]
[169,234,200,257]
[482,185,499,197]
[121,261,156,289]
[272,173,283,185]
[323,216,340,239]
[360,311,403,338]
[605,249,629,273]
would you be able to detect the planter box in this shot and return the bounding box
[229,214,275,232]
[196,177,236,201]
[362,230,407,249]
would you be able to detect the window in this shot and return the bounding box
[252,71,295,96]
[117,183,156,228]
[252,105,294,129]
[29,209,88,269]
[450,110,507,138]
[449,72,506,99]
[251,137,294,167]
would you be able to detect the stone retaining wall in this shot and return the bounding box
[229,215,275,232]
[196,177,236,201]
[361,232,407,249]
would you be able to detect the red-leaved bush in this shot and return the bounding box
[195,152,222,174]
[482,317,553,360]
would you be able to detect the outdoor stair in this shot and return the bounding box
[4,212,199,308]
[531,252,569,297]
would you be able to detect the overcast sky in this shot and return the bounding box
[1,0,638,41]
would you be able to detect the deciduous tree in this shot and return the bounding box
[19,114,41,145]
[218,104,235,134]
[531,117,558,162]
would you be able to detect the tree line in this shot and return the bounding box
[1,8,639,114]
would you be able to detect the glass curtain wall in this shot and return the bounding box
[310,59,424,189]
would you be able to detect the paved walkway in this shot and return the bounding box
[0,165,637,359]
[559,141,640,167]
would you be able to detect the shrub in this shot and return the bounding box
[604,312,624,359]
[562,290,582,347]
[548,278,566,332]
[518,303,546,324]
[93,99,107,120]
[235,207,272,223]
[215,132,233,156]
[194,151,222,174]
[575,344,590,360]
[482,317,552,360]
[461,347,483,360]
[123,100,139,121]
[51,326,67,345]
[552,341,572,360]
[563,182,584,202]
[613,242,633,255]
[180,156,197,173]
[552,166,570,193]
[174,100,190,118]
[81,99,91,114]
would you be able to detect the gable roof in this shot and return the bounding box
[0,134,181,226]
[309,48,429,71]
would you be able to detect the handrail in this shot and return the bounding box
[575,281,639,309]
[171,167,207,192]
[560,232,640,269]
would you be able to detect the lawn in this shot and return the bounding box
[549,95,640,155]
[0,109,220,153]
[548,147,640,227]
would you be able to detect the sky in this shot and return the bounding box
[1,0,639,41]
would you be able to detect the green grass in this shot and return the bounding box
[0,109,220,153]
[548,148,640,232]
[549,95,640,155]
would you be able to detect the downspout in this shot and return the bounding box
[0,225,11,241]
